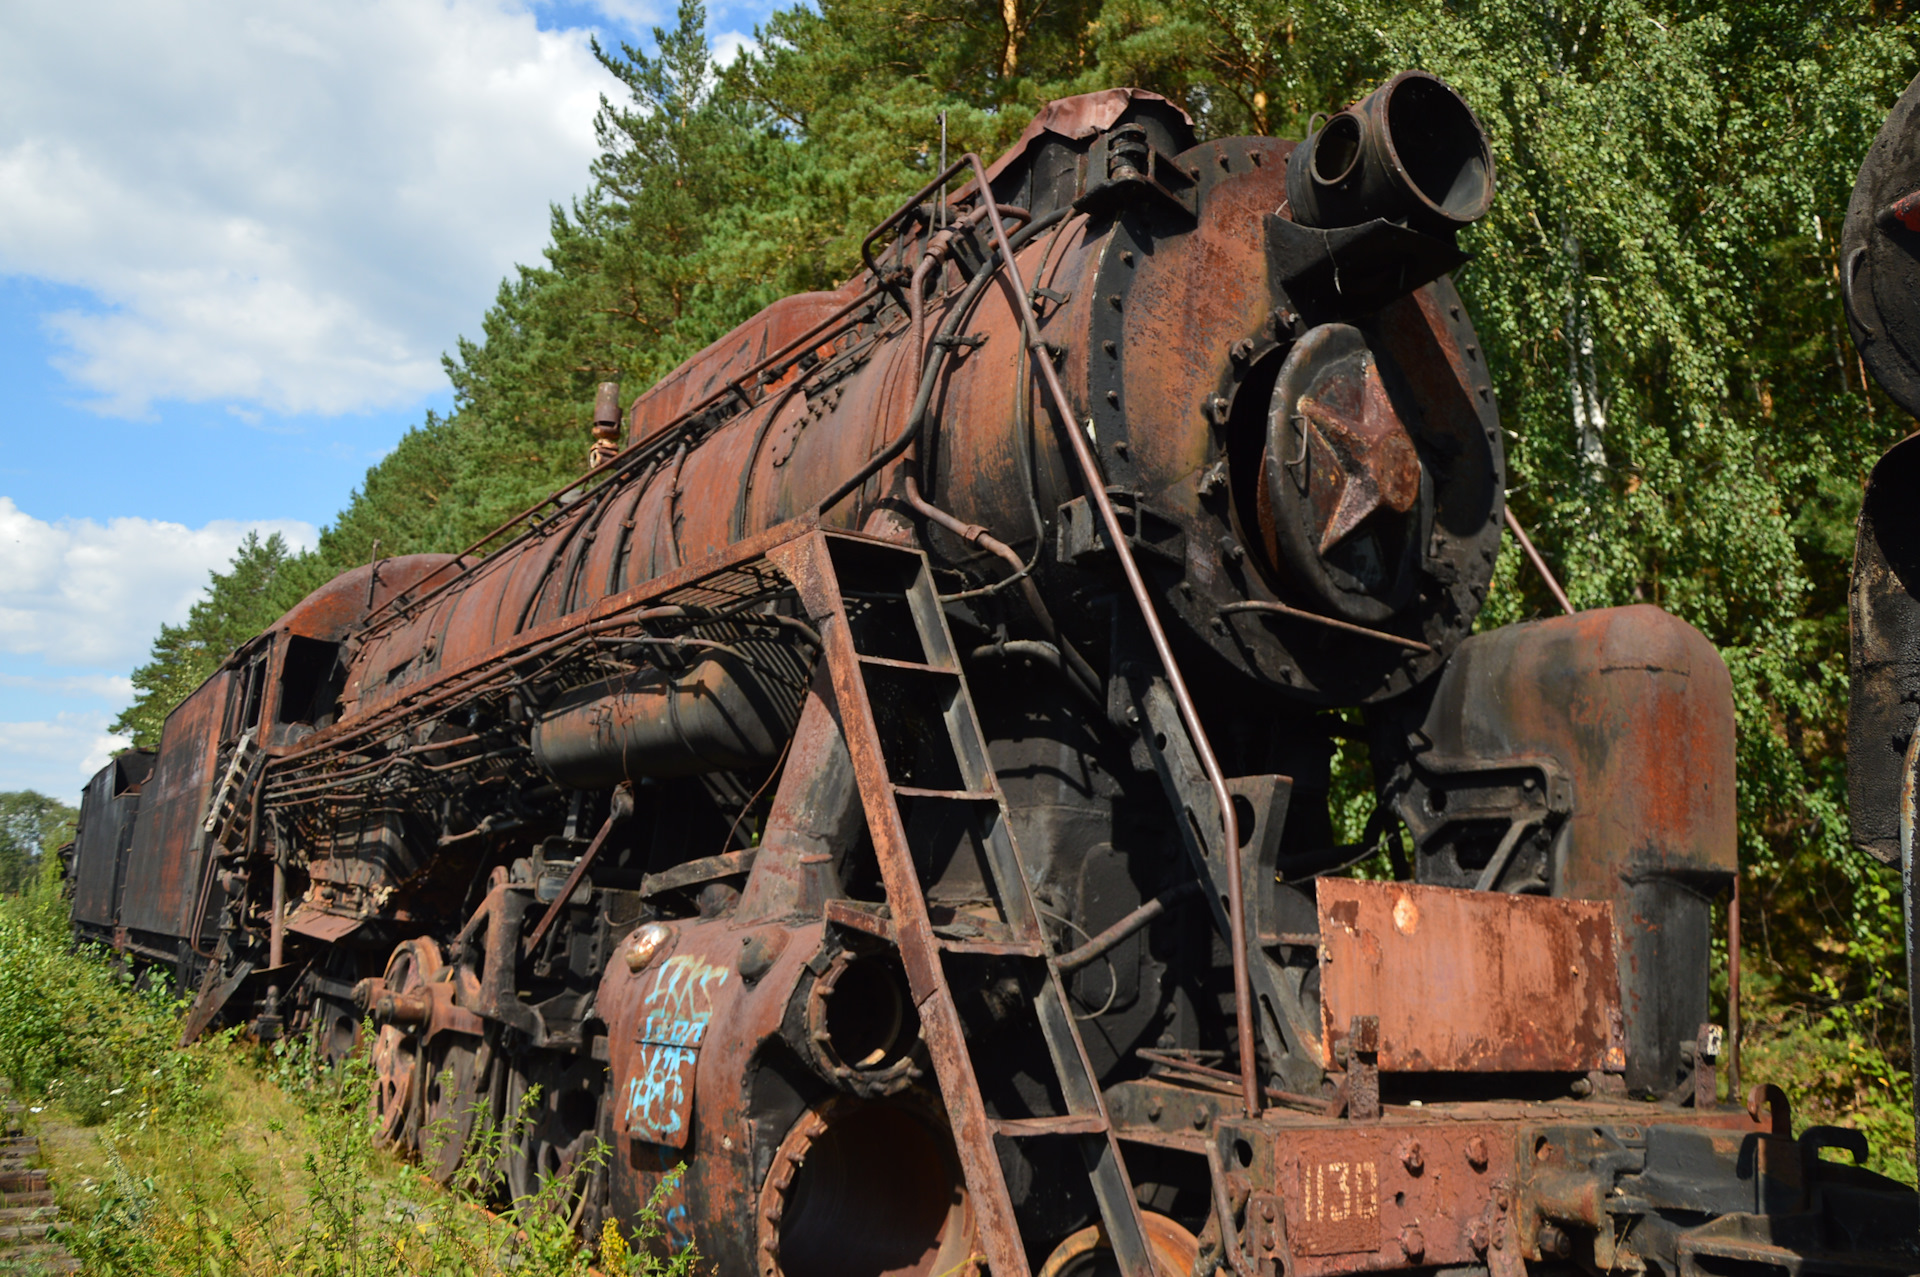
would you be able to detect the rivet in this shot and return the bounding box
[1399,1226,1426,1260]
[1106,390,1120,405]
[1121,250,1134,266]
[1102,340,1117,356]
[1400,1139,1424,1174]
[1192,1106,1210,1130]
[1108,294,1124,310]
[1466,1135,1489,1170]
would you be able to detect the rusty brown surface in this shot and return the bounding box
[120,668,229,940]
[1214,1099,1761,1277]
[1316,879,1622,1074]
[1404,605,1735,1094]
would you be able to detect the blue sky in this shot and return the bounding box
[0,0,775,799]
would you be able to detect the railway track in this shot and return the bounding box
[0,1089,76,1275]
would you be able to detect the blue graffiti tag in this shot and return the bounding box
[622,955,730,1144]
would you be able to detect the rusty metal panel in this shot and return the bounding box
[619,951,735,1148]
[1317,879,1622,1073]
[121,670,229,940]
[284,904,364,943]
[70,753,149,930]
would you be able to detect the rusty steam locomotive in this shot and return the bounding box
[67,71,1919,1276]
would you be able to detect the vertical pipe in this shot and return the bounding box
[269,859,286,970]
[1900,730,1920,1178]
[1727,870,1741,1105]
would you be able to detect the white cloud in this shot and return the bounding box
[0,0,624,418]
[711,31,762,67]
[0,497,317,670]
[0,713,131,797]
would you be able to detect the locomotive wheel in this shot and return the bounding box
[756,1093,975,1277]
[1037,1212,1200,1277]
[420,1033,489,1185]
[503,1054,604,1220]
[370,938,441,1149]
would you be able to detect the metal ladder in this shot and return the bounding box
[771,528,1156,1277]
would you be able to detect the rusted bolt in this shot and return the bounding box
[1466,1135,1489,1170]
[1467,1219,1489,1253]
[1493,1183,1512,1211]
[1399,1139,1423,1174]
[1261,1224,1278,1251]
[1260,1200,1275,1222]
[1399,1226,1425,1260]
[1146,1096,1163,1121]
[626,921,672,973]
[1192,1106,1210,1130]
[1108,293,1124,309]
[1230,338,1256,365]
[1538,1225,1572,1259]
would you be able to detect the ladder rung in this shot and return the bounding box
[857,653,958,676]
[938,937,1046,959]
[990,1114,1109,1138]
[823,898,895,943]
[892,784,997,802]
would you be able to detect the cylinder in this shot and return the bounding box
[1286,70,1494,234]
[530,655,801,787]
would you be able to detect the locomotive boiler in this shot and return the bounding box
[69,72,1919,1276]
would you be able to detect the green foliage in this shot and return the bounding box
[0,790,76,894]
[0,932,700,1276]
[113,531,297,750]
[0,875,215,1130]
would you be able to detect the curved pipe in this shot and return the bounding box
[967,639,1102,714]
[815,205,1069,516]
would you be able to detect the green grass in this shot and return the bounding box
[0,858,696,1276]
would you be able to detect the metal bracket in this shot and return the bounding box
[1077,125,1197,220]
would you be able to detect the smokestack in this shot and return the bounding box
[590,381,622,470]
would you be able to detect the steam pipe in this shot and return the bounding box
[903,475,1102,700]
[1056,881,1201,972]
[815,206,1069,515]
